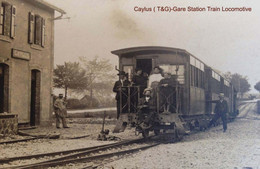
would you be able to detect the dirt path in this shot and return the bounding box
[105,102,260,169]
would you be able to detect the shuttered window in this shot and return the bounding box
[0,4,3,35]
[0,3,15,38]
[10,5,16,38]
[28,12,34,44]
[35,15,42,45]
[41,18,45,47]
[28,13,45,47]
[3,4,11,37]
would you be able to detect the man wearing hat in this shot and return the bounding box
[54,94,69,128]
[208,93,228,132]
[113,71,131,119]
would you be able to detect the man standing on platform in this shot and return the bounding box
[54,94,69,128]
[208,93,228,132]
[113,71,130,119]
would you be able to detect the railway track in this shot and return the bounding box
[2,103,256,169]
[0,136,168,169]
[237,103,256,118]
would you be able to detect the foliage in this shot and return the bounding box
[66,96,99,109]
[79,56,115,85]
[53,57,116,108]
[77,56,116,107]
[254,81,260,93]
[53,62,88,98]
[66,98,82,109]
[224,72,251,96]
[80,95,99,108]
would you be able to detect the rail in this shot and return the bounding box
[0,136,164,169]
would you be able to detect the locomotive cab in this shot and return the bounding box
[112,47,188,135]
[111,46,238,137]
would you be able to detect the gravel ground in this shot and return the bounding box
[0,118,139,160]
[0,102,259,169]
[104,102,260,169]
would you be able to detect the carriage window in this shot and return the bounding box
[159,64,185,84]
[212,71,220,81]
[190,66,193,86]
[190,64,204,89]
[123,65,133,80]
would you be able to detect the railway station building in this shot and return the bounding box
[0,0,65,134]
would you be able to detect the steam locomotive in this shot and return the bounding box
[112,46,238,138]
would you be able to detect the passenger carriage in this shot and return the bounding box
[111,46,237,136]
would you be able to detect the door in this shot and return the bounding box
[136,59,152,75]
[0,63,9,113]
[30,70,41,126]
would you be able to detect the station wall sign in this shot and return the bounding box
[12,49,31,61]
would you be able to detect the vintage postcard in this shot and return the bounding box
[0,0,259,168]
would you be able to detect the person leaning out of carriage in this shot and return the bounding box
[113,71,131,119]
[208,93,228,132]
[131,68,148,97]
[137,88,156,129]
[54,94,69,129]
[148,66,164,88]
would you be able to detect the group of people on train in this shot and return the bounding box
[113,66,179,119]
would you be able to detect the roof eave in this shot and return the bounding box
[29,0,66,14]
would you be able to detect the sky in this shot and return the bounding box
[46,0,260,93]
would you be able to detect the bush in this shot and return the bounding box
[80,95,99,108]
[66,98,82,109]
[66,96,100,109]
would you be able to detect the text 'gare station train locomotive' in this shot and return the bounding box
[112,46,238,138]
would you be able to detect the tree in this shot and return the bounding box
[79,56,116,107]
[254,81,260,93]
[224,72,251,98]
[53,62,88,99]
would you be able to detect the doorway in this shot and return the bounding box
[30,70,41,126]
[0,63,9,113]
[136,59,152,75]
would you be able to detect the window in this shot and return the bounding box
[212,71,220,81]
[190,56,205,88]
[224,79,230,97]
[190,66,193,86]
[28,12,45,47]
[159,64,185,84]
[0,3,16,38]
[190,64,205,89]
[123,65,133,80]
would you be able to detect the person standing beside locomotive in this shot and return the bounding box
[54,94,69,129]
[113,71,131,119]
[208,93,228,132]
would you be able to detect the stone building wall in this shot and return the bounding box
[0,114,18,135]
[0,0,64,126]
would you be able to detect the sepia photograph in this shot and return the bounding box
[0,0,259,168]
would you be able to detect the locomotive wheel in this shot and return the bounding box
[154,129,160,135]
[174,128,183,141]
[142,129,149,138]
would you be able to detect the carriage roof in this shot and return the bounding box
[112,46,230,84]
[112,46,205,64]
